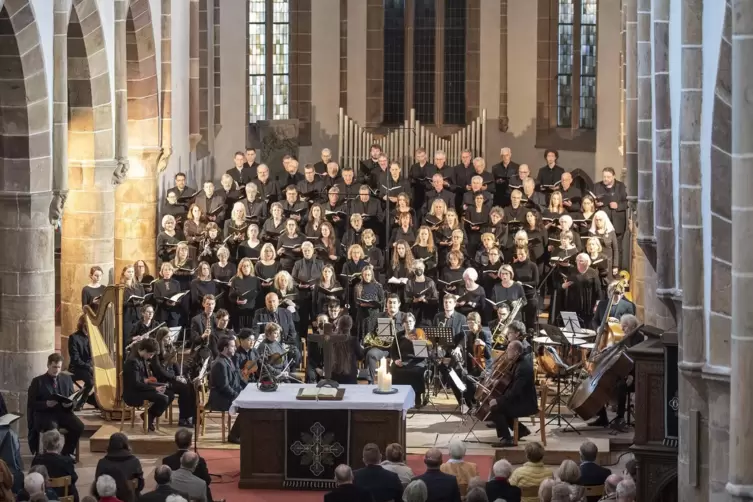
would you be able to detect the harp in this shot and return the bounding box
[83,284,125,419]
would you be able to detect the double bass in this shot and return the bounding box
[473,352,519,421]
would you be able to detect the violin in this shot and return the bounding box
[241,359,258,381]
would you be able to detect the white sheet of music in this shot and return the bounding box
[449,369,466,392]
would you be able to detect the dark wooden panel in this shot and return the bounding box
[238,409,285,489]
[349,410,404,469]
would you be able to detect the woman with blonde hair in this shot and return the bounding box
[183,203,206,247]
[589,210,620,277]
[255,242,280,292]
[555,459,586,502]
[412,226,437,273]
[153,262,183,327]
[157,214,180,265]
[342,244,369,313]
[171,242,194,291]
[120,264,145,336]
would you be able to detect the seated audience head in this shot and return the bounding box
[557,459,581,484]
[402,479,428,502]
[448,439,467,460]
[154,465,172,485]
[106,432,131,454]
[492,459,513,479]
[180,451,200,472]
[385,443,404,463]
[423,448,443,469]
[551,481,571,502]
[579,440,599,462]
[41,429,63,454]
[538,478,556,502]
[620,314,640,335]
[333,464,353,486]
[362,443,381,465]
[165,496,188,502]
[24,472,45,496]
[616,478,637,502]
[174,428,193,449]
[95,475,118,498]
[526,442,546,463]
[467,476,485,491]
[29,465,50,486]
[464,487,488,502]
[605,473,624,495]
[624,458,637,480]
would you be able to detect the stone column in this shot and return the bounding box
[624,0,638,198]
[499,0,509,131]
[728,0,753,499]
[652,0,674,295]
[189,0,201,151]
[50,0,69,226]
[157,0,173,174]
[636,0,653,243]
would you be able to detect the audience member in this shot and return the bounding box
[95,434,143,496]
[508,442,553,502]
[94,475,123,502]
[622,459,636,482]
[324,464,372,502]
[555,460,585,502]
[412,448,461,502]
[93,462,136,502]
[353,443,403,502]
[485,459,520,502]
[615,479,636,502]
[0,458,13,502]
[29,493,49,502]
[17,466,58,502]
[23,473,45,500]
[551,482,572,502]
[578,441,611,501]
[137,466,187,502]
[164,497,187,502]
[464,487,488,502]
[439,440,478,496]
[161,429,213,502]
[598,474,623,501]
[381,443,415,488]
[169,453,207,502]
[403,480,428,502]
[467,476,485,492]
[31,429,78,501]
[538,478,556,502]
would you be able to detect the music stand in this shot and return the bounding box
[537,324,581,434]
[376,318,397,348]
[423,327,456,420]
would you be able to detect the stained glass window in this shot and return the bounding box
[579,0,597,129]
[557,0,574,128]
[444,0,466,125]
[248,0,289,122]
[413,0,436,124]
[383,0,405,125]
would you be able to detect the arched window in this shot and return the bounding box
[248,0,290,122]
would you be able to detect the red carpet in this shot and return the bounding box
[200,449,494,500]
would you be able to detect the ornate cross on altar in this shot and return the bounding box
[307,322,349,379]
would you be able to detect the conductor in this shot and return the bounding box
[27,353,84,457]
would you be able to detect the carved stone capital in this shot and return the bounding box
[189,133,203,153]
[48,190,69,227]
[498,116,509,132]
[111,158,131,186]
[157,146,173,173]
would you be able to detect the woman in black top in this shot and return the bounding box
[437,209,465,265]
[392,193,417,229]
[134,260,155,294]
[152,262,183,328]
[94,433,144,497]
[555,214,583,252]
[549,230,579,321]
[316,221,340,268]
[156,214,180,265]
[485,206,508,250]
[262,202,286,245]
[511,246,540,330]
[589,210,620,277]
[171,242,194,292]
[210,245,235,285]
[542,191,566,237]
[312,265,344,317]
[127,304,158,351]
[388,240,414,302]
[361,229,385,281]
[353,265,385,340]
[390,211,416,246]
[121,265,146,338]
[491,264,526,321]
[229,257,260,330]
[277,219,305,272]
[197,222,224,265]
[439,249,467,298]
[150,327,195,426]
[456,268,487,318]
[575,195,597,238]
[223,202,250,259]
[255,243,281,290]
[479,246,503,298]
[189,261,217,317]
[404,260,439,327]
[379,162,411,211]
[183,203,206,249]
[523,210,548,275]
[81,265,106,311]
[464,192,490,255]
[328,315,364,385]
[585,236,611,292]
[237,223,262,262]
[304,203,325,238]
[412,226,438,275]
[292,241,325,337]
[342,244,368,316]
[474,232,498,269]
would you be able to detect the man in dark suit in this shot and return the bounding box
[579,441,612,502]
[591,167,629,267]
[486,459,520,502]
[432,295,470,408]
[412,448,461,502]
[162,429,213,502]
[190,295,218,357]
[488,341,538,447]
[137,465,188,502]
[491,147,520,207]
[251,293,300,368]
[208,337,245,444]
[353,443,403,502]
[243,148,260,178]
[123,339,169,432]
[325,464,373,502]
[226,151,255,188]
[27,353,84,456]
[166,172,197,203]
[194,181,227,225]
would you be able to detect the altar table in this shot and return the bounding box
[232,383,415,490]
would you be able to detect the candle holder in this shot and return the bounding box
[373,387,399,395]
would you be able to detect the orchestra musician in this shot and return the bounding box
[588,314,644,429]
[365,294,406,384]
[28,354,85,456]
[208,336,244,444]
[431,295,469,408]
[233,328,259,383]
[122,339,169,432]
[127,304,159,352]
[151,327,196,427]
[594,281,636,330]
[190,294,217,355]
[68,316,97,410]
[487,340,538,447]
[251,293,301,368]
[390,313,427,409]
[257,322,288,380]
[444,311,490,410]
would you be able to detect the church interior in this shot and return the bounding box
[0,0,745,500]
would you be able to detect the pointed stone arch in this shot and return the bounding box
[114,0,161,275]
[0,0,54,419]
[59,0,117,351]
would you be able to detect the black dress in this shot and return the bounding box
[81,284,106,309]
[237,240,262,262]
[404,277,439,327]
[277,233,306,271]
[255,261,281,309]
[563,268,603,327]
[512,258,540,330]
[291,258,325,336]
[229,275,261,330]
[156,231,180,265]
[438,267,466,298]
[354,281,385,340]
[123,282,146,338]
[412,245,438,274]
[153,279,183,327]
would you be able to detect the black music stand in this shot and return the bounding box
[424,327,457,420]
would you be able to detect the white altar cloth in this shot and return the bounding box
[231,383,415,415]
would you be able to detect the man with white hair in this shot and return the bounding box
[95,474,118,499]
[31,429,79,500]
[169,452,207,502]
[440,439,478,491]
[492,147,519,206]
[23,472,45,499]
[485,459,520,501]
[615,478,636,502]
[324,464,372,502]
[598,473,623,501]
[315,147,333,174]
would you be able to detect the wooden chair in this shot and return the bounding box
[513,384,548,446]
[120,400,153,434]
[195,376,233,443]
[48,475,73,502]
[585,484,605,497]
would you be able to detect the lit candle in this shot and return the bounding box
[378,357,390,391]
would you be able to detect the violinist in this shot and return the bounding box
[390,313,427,409]
[442,311,488,410]
[498,320,532,357]
[487,340,538,447]
[151,327,196,427]
[233,329,259,383]
[588,314,643,429]
[123,338,169,432]
[465,312,492,369]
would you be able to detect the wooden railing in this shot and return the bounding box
[337,108,487,173]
